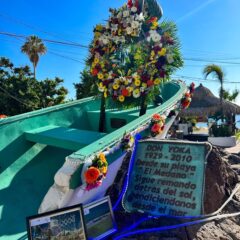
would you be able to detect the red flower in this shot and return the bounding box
[85,167,100,184]
[127,0,133,8]
[182,100,190,109]
[91,68,99,76]
[185,92,191,98]
[147,80,154,87]
[122,88,129,97]
[151,123,161,133]
[147,17,158,24]
[152,114,161,121]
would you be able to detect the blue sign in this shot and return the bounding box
[123,140,210,217]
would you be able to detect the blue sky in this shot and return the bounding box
[1,0,240,103]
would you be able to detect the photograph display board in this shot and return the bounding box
[83,196,117,240]
[26,204,86,240]
[123,140,210,217]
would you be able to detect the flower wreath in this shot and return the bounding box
[84,153,108,190]
[88,0,182,106]
[150,113,166,137]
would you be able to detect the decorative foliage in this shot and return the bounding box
[121,133,135,151]
[87,0,183,107]
[149,113,165,137]
[84,153,108,190]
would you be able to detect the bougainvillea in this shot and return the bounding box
[87,0,183,107]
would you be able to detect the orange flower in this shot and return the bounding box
[0,114,7,119]
[85,167,100,184]
[122,88,129,97]
[185,92,191,98]
[151,123,161,133]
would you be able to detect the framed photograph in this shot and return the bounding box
[83,196,117,240]
[26,204,87,240]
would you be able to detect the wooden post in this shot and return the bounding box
[99,93,106,132]
[139,95,147,116]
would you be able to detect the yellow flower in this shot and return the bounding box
[95,24,103,31]
[151,21,158,29]
[94,58,99,64]
[133,75,140,81]
[113,83,120,90]
[142,83,147,88]
[154,78,161,85]
[127,86,133,92]
[99,153,106,162]
[94,32,101,38]
[97,73,104,80]
[100,166,108,174]
[134,53,141,60]
[135,79,141,86]
[118,95,125,102]
[104,91,108,98]
[158,48,167,56]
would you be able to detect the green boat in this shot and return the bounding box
[0,80,187,239]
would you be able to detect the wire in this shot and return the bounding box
[0,31,88,48]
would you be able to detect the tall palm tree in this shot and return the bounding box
[21,35,47,79]
[203,64,224,116]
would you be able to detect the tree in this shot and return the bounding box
[222,89,239,102]
[203,64,224,117]
[21,35,47,79]
[0,57,68,116]
[74,68,98,99]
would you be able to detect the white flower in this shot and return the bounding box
[131,6,138,13]
[98,86,105,92]
[111,24,118,32]
[131,21,140,29]
[152,33,161,42]
[147,30,161,43]
[140,87,145,93]
[123,10,130,17]
[133,90,141,98]
[167,54,174,64]
[135,13,145,21]
[99,35,109,45]
[126,26,133,34]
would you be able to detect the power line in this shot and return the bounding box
[0,31,89,48]
[0,85,35,107]
[173,74,240,84]
[0,12,92,44]
[184,57,240,65]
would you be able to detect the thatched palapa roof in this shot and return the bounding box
[181,84,240,117]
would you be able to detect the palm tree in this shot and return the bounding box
[21,35,47,79]
[203,64,225,117]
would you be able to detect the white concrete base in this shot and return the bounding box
[208,136,236,148]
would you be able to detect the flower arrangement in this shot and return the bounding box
[181,82,195,109]
[121,133,135,151]
[0,114,7,119]
[84,153,108,190]
[149,113,165,137]
[87,0,182,106]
